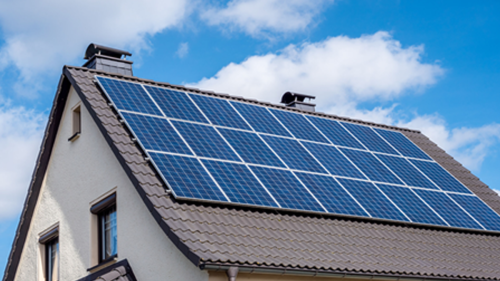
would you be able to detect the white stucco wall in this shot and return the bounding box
[14,87,208,281]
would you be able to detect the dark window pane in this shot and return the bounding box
[100,205,117,261]
[46,238,59,281]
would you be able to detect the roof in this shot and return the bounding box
[75,259,137,281]
[5,65,500,281]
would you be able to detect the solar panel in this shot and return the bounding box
[270,109,329,143]
[96,76,500,232]
[337,179,409,221]
[218,128,286,167]
[296,173,368,216]
[150,153,228,201]
[410,160,472,194]
[171,121,240,161]
[202,160,278,207]
[231,101,291,137]
[302,142,366,179]
[306,116,365,149]
[376,184,446,225]
[250,167,325,212]
[413,189,482,229]
[376,154,438,189]
[340,149,403,184]
[342,122,399,155]
[144,85,209,123]
[262,136,327,173]
[448,194,500,231]
[121,112,192,155]
[98,77,162,116]
[189,94,251,130]
[374,128,431,160]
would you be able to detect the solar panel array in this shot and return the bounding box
[96,76,500,231]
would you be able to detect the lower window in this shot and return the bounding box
[45,237,59,281]
[99,204,117,262]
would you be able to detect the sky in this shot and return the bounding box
[1,0,500,272]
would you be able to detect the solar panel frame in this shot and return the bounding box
[95,75,500,232]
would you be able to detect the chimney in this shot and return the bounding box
[280,92,316,112]
[83,43,133,76]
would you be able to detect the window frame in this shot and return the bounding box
[90,193,117,264]
[68,104,81,141]
[39,226,59,281]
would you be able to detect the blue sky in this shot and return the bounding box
[1,0,500,272]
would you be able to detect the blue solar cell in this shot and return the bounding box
[121,112,192,155]
[337,179,408,221]
[302,142,366,179]
[296,173,368,216]
[171,121,240,161]
[410,160,472,194]
[449,194,500,231]
[376,154,437,189]
[269,109,329,143]
[413,189,481,229]
[374,128,431,160]
[376,184,446,225]
[149,153,227,201]
[262,136,327,173]
[342,122,398,155]
[250,167,324,212]
[97,77,162,116]
[340,149,403,184]
[231,102,291,137]
[218,129,286,167]
[202,160,278,207]
[306,116,365,149]
[189,94,251,130]
[144,85,209,123]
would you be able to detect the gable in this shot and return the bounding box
[6,83,207,281]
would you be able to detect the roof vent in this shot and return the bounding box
[280,92,316,112]
[83,43,133,76]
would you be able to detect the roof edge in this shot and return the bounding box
[66,65,421,134]
[201,263,496,281]
[3,74,72,281]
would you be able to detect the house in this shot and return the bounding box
[3,43,500,281]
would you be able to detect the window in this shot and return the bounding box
[39,227,59,281]
[69,105,81,141]
[45,238,59,281]
[90,194,117,264]
[99,205,117,262]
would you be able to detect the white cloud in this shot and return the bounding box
[202,0,333,37]
[0,103,45,219]
[0,0,191,82]
[189,32,500,173]
[176,42,189,58]
[191,32,444,106]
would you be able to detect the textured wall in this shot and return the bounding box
[14,87,208,281]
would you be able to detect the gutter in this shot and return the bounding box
[201,264,486,281]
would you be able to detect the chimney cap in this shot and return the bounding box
[281,92,315,104]
[84,43,132,60]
